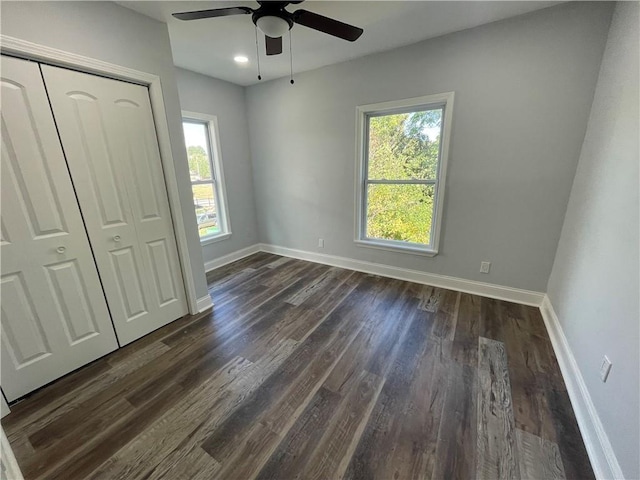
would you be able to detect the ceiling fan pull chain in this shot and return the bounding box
[289,30,294,85]
[254,26,262,80]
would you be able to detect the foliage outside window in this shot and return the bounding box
[356,93,454,255]
[182,114,230,243]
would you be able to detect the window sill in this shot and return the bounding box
[354,239,438,257]
[200,232,232,246]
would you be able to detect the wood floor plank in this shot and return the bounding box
[323,280,415,394]
[433,363,477,479]
[259,258,322,288]
[300,370,385,480]
[205,252,277,285]
[207,258,318,315]
[162,262,326,350]
[378,338,450,480]
[476,336,520,480]
[494,302,560,442]
[146,446,221,480]
[205,251,274,283]
[28,396,134,451]
[479,296,504,342]
[2,359,112,439]
[343,307,435,480]
[451,293,481,367]
[201,277,394,471]
[239,270,358,363]
[417,285,443,312]
[37,382,185,480]
[262,283,419,480]
[516,428,566,480]
[86,356,254,480]
[266,256,292,269]
[544,382,595,480]
[431,289,461,341]
[200,285,371,462]
[254,387,343,480]
[91,338,298,480]
[285,271,363,342]
[106,341,171,377]
[285,266,344,306]
[207,266,256,294]
[126,268,331,406]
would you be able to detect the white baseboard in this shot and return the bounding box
[196,294,213,313]
[539,296,623,480]
[204,244,261,273]
[259,243,544,306]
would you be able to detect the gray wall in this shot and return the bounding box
[176,68,259,265]
[1,1,209,300]
[246,2,613,292]
[547,2,639,478]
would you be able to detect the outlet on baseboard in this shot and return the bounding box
[480,261,491,274]
[600,355,612,382]
[318,238,324,248]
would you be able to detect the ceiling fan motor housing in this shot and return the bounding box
[252,2,294,38]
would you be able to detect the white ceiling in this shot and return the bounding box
[118,1,561,86]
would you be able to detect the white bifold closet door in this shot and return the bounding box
[41,65,188,346]
[1,56,119,402]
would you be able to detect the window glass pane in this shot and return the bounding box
[366,184,435,245]
[367,109,442,181]
[183,122,213,181]
[192,183,220,238]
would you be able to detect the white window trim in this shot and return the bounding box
[354,92,454,256]
[182,110,232,245]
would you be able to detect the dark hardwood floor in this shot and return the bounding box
[2,253,593,479]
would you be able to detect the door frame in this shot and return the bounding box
[0,35,201,315]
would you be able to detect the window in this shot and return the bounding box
[182,112,231,244]
[355,93,454,256]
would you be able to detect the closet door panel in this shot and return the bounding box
[111,89,184,311]
[0,56,119,402]
[43,83,153,331]
[41,65,188,346]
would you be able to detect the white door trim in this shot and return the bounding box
[0,35,199,314]
[1,392,10,418]
[1,426,24,480]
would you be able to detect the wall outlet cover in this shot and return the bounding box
[480,261,491,274]
[600,355,612,382]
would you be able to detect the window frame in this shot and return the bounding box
[182,111,232,245]
[354,92,454,256]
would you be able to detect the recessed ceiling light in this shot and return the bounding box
[234,55,249,64]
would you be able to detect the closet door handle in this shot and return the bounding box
[56,246,66,254]
[113,235,121,242]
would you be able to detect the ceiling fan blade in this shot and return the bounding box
[265,35,283,56]
[172,6,253,21]
[293,9,363,41]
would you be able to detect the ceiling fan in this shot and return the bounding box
[173,1,364,57]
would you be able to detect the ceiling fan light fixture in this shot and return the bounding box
[256,15,290,38]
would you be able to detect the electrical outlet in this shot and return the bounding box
[600,355,612,382]
[480,261,491,274]
[318,238,324,248]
